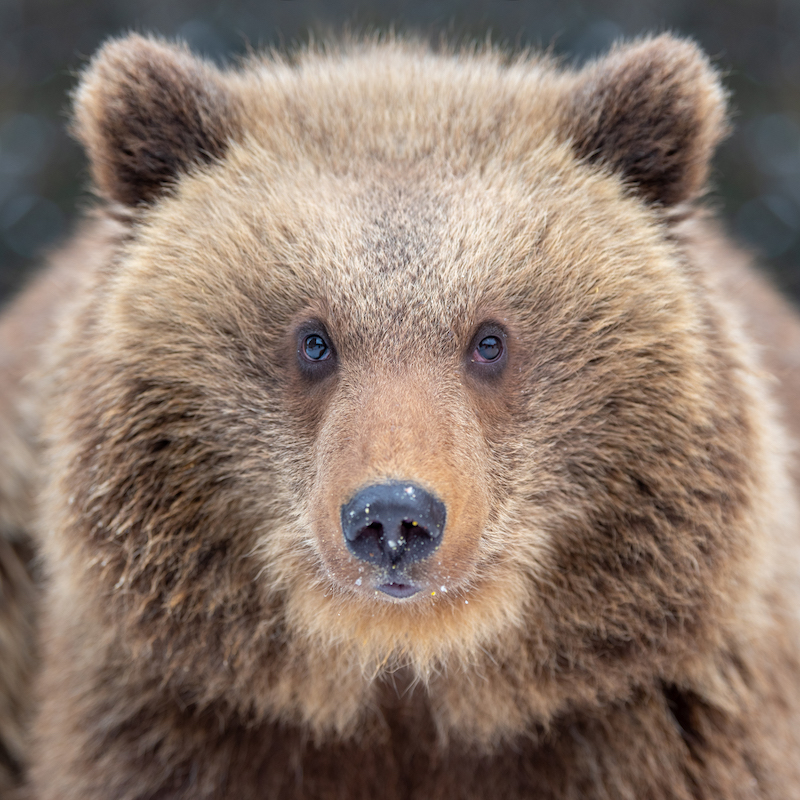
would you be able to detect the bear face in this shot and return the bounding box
[31,33,792,768]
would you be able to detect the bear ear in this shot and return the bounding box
[72,34,243,207]
[562,35,729,207]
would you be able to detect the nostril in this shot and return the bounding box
[345,519,381,543]
[401,518,429,543]
[362,521,383,538]
[355,521,383,548]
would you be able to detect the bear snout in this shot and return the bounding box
[340,482,446,587]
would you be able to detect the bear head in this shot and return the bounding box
[42,33,783,748]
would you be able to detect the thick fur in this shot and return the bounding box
[1,32,800,799]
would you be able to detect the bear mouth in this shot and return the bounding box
[377,582,420,599]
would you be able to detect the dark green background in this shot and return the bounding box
[2,0,800,305]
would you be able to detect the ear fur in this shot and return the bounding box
[562,35,729,207]
[72,34,243,207]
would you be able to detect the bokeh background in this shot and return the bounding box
[1,0,800,306]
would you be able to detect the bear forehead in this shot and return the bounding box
[129,138,669,349]
[115,147,682,390]
[232,44,563,169]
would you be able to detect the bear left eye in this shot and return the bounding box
[473,336,503,363]
[302,334,330,362]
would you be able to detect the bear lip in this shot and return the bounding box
[377,582,420,599]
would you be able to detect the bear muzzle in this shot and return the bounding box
[340,482,446,597]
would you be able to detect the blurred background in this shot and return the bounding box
[1,0,800,306]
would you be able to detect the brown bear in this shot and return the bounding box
[1,30,800,800]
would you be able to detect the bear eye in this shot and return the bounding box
[302,334,330,362]
[466,324,508,381]
[474,335,503,363]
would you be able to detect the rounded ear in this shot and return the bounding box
[72,34,243,207]
[561,35,729,207]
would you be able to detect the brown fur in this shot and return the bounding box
[1,32,800,799]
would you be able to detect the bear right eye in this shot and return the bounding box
[474,336,503,363]
[295,323,337,381]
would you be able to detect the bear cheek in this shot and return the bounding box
[306,380,492,597]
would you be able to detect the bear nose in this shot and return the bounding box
[340,482,446,569]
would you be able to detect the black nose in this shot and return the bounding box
[341,482,446,569]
